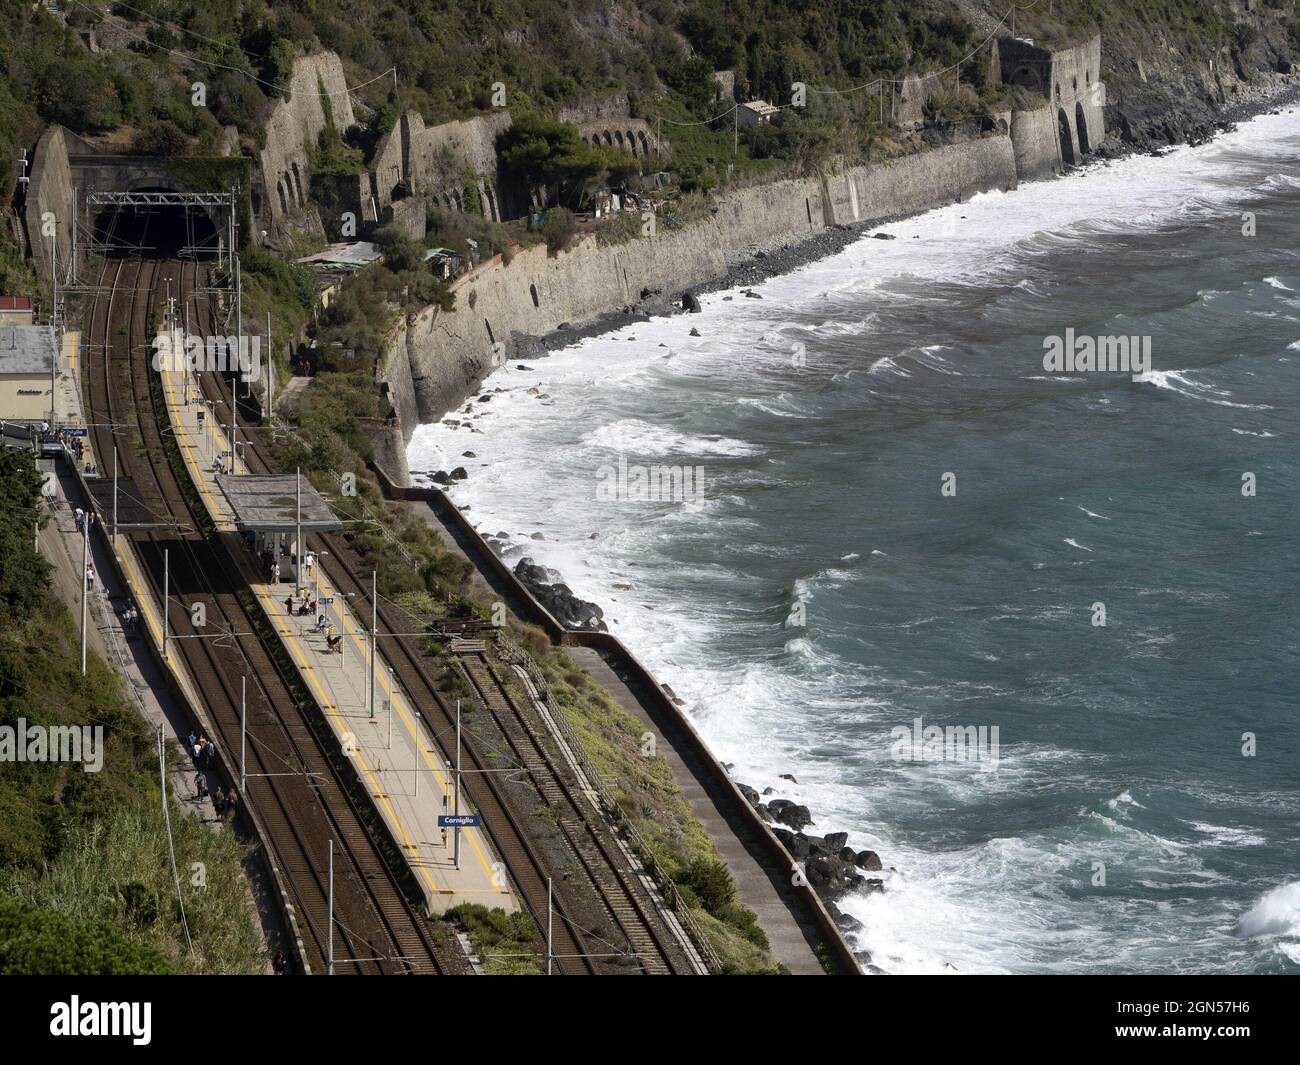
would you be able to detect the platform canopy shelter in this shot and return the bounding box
[215,473,342,591]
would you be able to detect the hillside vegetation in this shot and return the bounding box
[2,1,1296,279]
[0,449,263,973]
[4,2,1293,202]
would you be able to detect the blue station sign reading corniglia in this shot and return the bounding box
[438,814,481,828]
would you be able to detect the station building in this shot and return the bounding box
[0,323,57,423]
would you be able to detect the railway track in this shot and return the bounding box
[455,650,686,974]
[193,309,703,974]
[80,248,456,975]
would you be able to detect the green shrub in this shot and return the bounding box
[132,119,190,157]
[0,896,172,975]
[540,207,577,255]
[681,856,736,916]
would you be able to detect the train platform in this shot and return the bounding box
[154,324,517,915]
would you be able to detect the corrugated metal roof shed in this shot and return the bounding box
[295,242,383,269]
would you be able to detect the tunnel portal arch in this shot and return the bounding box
[88,186,228,260]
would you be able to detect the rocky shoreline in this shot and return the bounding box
[472,535,883,937]
[731,776,885,959]
[509,555,608,632]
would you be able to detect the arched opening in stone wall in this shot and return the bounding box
[1075,102,1090,155]
[1057,109,1075,166]
[277,179,288,214]
[530,283,539,308]
[92,186,221,259]
[291,162,305,205]
[1008,66,1042,94]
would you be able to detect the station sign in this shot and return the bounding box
[438,815,481,828]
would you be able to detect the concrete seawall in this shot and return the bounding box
[823,134,1019,224]
[387,221,729,432]
[1011,106,1062,181]
[384,129,1051,444]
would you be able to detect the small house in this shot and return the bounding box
[0,296,34,326]
[423,247,465,281]
[0,324,57,422]
[737,100,780,127]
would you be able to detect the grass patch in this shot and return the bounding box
[444,903,545,975]
[529,640,783,973]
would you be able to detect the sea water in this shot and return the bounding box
[410,108,1300,974]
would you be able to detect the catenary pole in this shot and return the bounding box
[163,547,170,662]
[240,675,247,792]
[79,517,88,675]
[454,699,462,870]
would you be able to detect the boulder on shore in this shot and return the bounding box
[775,803,813,832]
[512,557,608,632]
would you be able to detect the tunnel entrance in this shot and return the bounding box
[92,187,221,259]
[1075,102,1090,155]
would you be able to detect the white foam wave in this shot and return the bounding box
[735,396,806,418]
[1188,821,1266,848]
[1235,882,1300,939]
[868,355,913,377]
[1132,369,1272,410]
[583,419,762,457]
